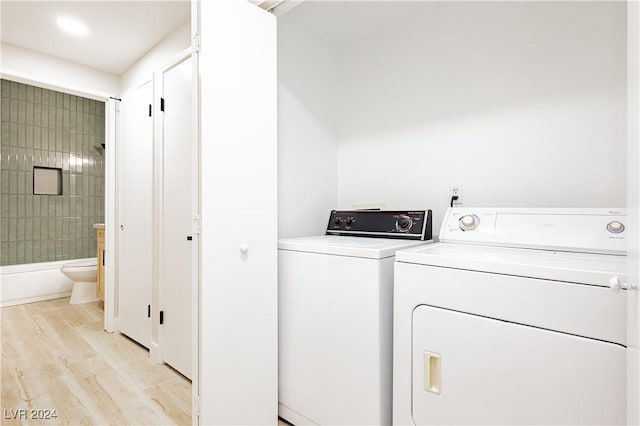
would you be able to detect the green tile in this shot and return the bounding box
[56,107,63,129]
[1,194,8,218]
[17,171,25,194]
[26,102,33,125]
[63,93,70,110]
[56,130,62,152]
[33,127,41,150]
[1,98,9,122]
[17,195,25,217]
[16,241,25,264]
[24,240,32,263]
[25,194,32,217]
[34,87,41,104]
[26,125,33,148]
[17,84,25,101]
[17,101,26,124]
[25,218,32,240]
[1,80,10,98]
[26,85,33,103]
[10,82,18,100]
[32,217,40,240]
[1,219,8,242]
[48,107,55,128]
[8,218,16,241]
[10,99,17,122]
[41,89,49,105]
[17,217,25,240]
[33,197,40,218]
[9,170,17,193]
[17,124,25,148]
[48,217,55,239]
[8,241,16,264]
[40,196,47,217]
[41,105,49,128]
[56,92,63,108]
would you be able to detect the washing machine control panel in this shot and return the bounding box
[326,210,432,240]
[440,207,626,255]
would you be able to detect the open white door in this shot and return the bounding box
[159,53,193,379]
[628,2,640,424]
[118,80,154,348]
[198,0,278,424]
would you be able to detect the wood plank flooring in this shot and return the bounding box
[1,298,191,425]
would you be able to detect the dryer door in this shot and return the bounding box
[412,305,625,425]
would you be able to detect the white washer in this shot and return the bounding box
[279,210,433,426]
[393,207,627,425]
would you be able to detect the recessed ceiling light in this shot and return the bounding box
[56,16,88,36]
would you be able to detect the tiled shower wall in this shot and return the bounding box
[0,79,105,266]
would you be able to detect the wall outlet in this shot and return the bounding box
[449,185,463,204]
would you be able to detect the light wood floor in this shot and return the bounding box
[1,298,191,425]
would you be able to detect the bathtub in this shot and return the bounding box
[0,258,95,307]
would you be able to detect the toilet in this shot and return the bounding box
[60,259,99,304]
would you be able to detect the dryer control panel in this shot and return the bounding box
[326,210,432,240]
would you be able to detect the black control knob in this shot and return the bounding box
[346,218,354,226]
[333,217,341,225]
[396,216,412,232]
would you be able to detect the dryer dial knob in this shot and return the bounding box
[607,221,625,234]
[459,214,479,231]
[396,216,412,232]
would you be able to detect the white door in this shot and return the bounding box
[118,80,153,347]
[160,55,192,378]
[412,305,626,425]
[198,0,278,424]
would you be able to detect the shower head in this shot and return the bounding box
[94,144,105,155]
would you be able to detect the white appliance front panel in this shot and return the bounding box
[439,208,626,254]
[396,242,627,286]
[395,262,625,346]
[278,235,431,259]
[411,305,626,425]
[279,249,393,425]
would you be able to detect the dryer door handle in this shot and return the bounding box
[609,276,637,293]
[424,351,441,395]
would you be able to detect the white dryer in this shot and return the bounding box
[279,210,433,426]
[393,208,627,425]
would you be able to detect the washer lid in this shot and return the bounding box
[396,243,626,286]
[278,235,433,259]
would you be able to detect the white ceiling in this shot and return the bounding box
[1,1,190,75]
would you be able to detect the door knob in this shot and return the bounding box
[608,275,637,293]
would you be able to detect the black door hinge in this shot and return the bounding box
[160,98,165,112]
[148,104,152,117]
[159,310,164,325]
[147,304,151,318]
[102,250,105,266]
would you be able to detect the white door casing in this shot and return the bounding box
[627,1,640,424]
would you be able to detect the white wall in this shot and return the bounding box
[278,19,339,238]
[119,21,190,95]
[0,42,119,97]
[336,2,627,230]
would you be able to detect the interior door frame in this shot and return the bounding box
[0,68,119,332]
